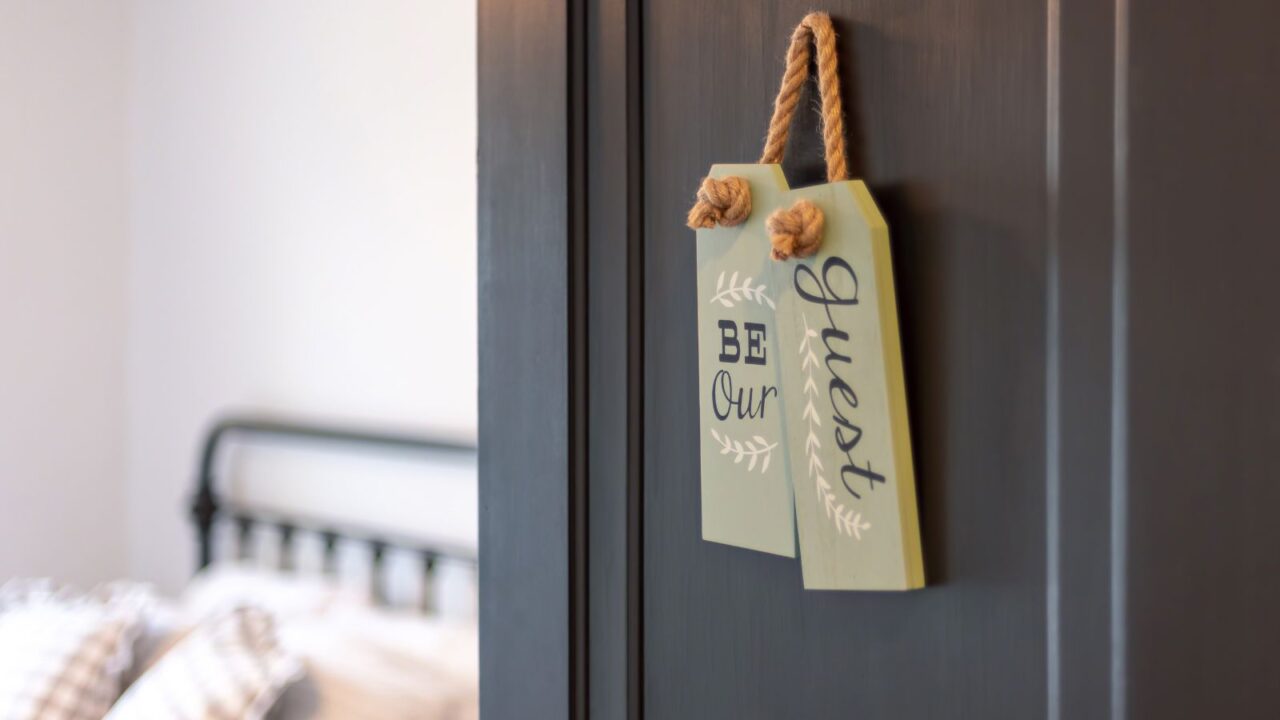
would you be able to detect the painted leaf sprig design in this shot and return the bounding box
[799,314,870,540]
[709,428,777,473]
[708,271,776,310]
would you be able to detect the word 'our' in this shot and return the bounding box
[712,320,778,421]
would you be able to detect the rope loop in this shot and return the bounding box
[759,12,848,183]
[687,11,849,261]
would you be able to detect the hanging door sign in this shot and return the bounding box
[688,11,923,590]
[695,164,796,557]
[771,179,923,591]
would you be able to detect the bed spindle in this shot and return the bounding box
[277,523,295,573]
[370,540,387,606]
[235,515,254,562]
[420,552,437,614]
[321,530,340,575]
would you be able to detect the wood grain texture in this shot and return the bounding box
[1124,1,1280,717]
[586,0,637,717]
[477,0,571,716]
[642,2,1048,717]
[475,0,1280,715]
[1055,0,1117,716]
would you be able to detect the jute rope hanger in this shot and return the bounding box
[687,11,849,261]
[760,11,849,182]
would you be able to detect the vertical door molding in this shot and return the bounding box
[480,0,637,716]
[478,0,578,716]
[585,0,646,718]
[1051,0,1120,717]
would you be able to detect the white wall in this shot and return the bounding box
[0,2,132,587]
[128,0,478,592]
[0,2,474,594]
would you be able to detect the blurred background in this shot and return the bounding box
[0,0,477,594]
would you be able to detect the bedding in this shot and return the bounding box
[124,562,367,688]
[130,563,477,719]
[0,580,152,720]
[0,564,477,719]
[182,563,371,620]
[106,606,301,720]
[270,607,478,720]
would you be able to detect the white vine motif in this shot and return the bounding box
[709,427,777,473]
[708,270,776,310]
[799,314,871,540]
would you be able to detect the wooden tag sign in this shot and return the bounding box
[696,165,796,559]
[695,163,924,591]
[692,11,921,590]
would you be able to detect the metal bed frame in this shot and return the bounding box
[190,416,478,610]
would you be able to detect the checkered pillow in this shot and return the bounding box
[0,580,152,720]
[105,605,301,720]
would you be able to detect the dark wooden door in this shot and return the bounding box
[642,3,1050,718]
[480,2,1280,718]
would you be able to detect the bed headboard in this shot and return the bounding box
[189,416,477,609]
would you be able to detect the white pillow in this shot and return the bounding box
[182,562,370,621]
[0,579,153,720]
[125,562,369,689]
[107,605,302,720]
[269,606,478,720]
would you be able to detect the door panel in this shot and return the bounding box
[478,0,573,717]
[642,3,1049,716]
[1125,2,1280,716]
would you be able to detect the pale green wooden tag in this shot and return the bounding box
[695,162,924,589]
[769,169,925,591]
[695,164,796,557]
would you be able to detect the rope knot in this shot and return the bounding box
[686,176,752,229]
[766,200,824,260]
